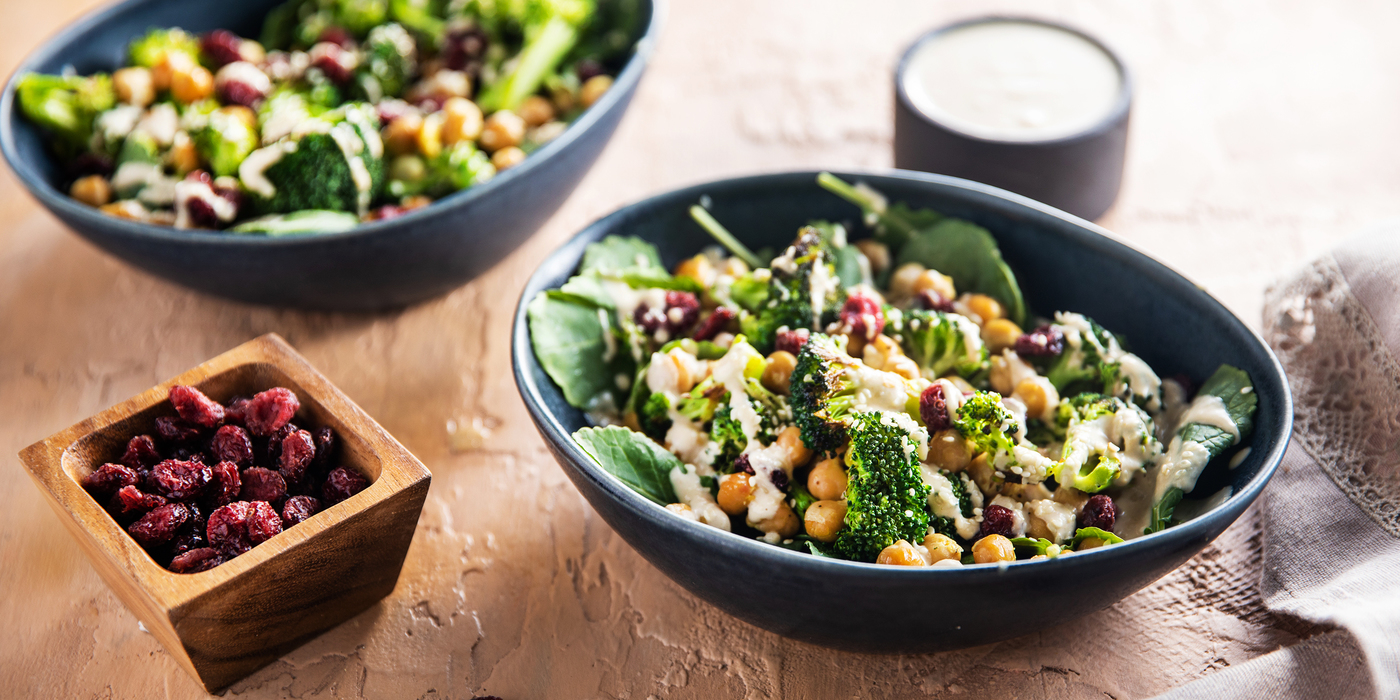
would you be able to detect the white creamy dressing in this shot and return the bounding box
[989,495,1029,538]
[94,105,143,149]
[921,466,980,539]
[137,176,178,207]
[849,364,913,414]
[1002,350,1040,389]
[214,61,272,94]
[133,103,179,146]
[1027,499,1077,543]
[807,261,837,329]
[1116,353,1162,411]
[602,281,669,360]
[880,410,930,462]
[1228,447,1252,470]
[328,122,373,216]
[111,161,165,196]
[744,441,796,540]
[933,378,965,422]
[711,346,764,446]
[260,96,313,144]
[172,179,237,229]
[902,20,1122,142]
[950,313,985,366]
[239,141,298,198]
[1061,403,1160,486]
[669,466,730,531]
[1171,486,1234,523]
[1175,394,1240,442]
[598,309,617,362]
[769,246,798,275]
[1154,437,1213,500]
[1010,444,1055,483]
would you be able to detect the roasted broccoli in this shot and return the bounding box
[790,333,922,457]
[242,103,385,214]
[474,0,599,112]
[952,390,1020,460]
[1043,313,1123,396]
[127,27,200,68]
[895,308,987,379]
[637,390,671,442]
[834,411,932,562]
[704,338,793,468]
[740,227,843,353]
[926,467,972,540]
[15,73,114,153]
[1052,393,1154,493]
[197,108,260,177]
[353,22,418,101]
[387,142,495,198]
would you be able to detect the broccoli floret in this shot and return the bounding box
[708,405,748,469]
[790,333,923,457]
[895,309,988,379]
[705,339,794,469]
[927,468,971,539]
[15,73,115,154]
[127,28,200,68]
[834,411,932,562]
[637,391,671,441]
[196,108,259,177]
[739,227,843,353]
[334,0,391,34]
[388,0,447,46]
[1052,393,1159,493]
[474,0,599,113]
[1044,314,1123,396]
[952,390,1020,460]
[388,142,496,198]
[353,23,418,101]
[244,103,385,214]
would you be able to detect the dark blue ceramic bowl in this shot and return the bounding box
[0,0,660,311]
[512,170,1292,653]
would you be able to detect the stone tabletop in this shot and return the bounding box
[3,0,1398,697]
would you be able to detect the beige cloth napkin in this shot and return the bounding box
[1153,227,1400,700]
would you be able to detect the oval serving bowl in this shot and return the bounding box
[0,0,660,311]
[512,170,1292,653]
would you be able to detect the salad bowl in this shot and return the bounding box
[512,170,1292,653]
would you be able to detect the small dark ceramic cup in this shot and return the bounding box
[894,17,1131,221]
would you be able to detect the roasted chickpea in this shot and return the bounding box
[384,111,424,156]
[441,97,484,145]
[518,94,556,127]
[775,425,812,469]
[674,254,715,286]
[491,146,527,170]
[968,452,1000,496]
[401,194,433,210]
[1077,537,1107,551]
[972,534,1016,564]
[1026,513,1056,542]
[964,293,1004,324]
[151,51,193,91]
[113,67,155,107]
[862,334,901,370]
[843,333,867,360]
[889,262,927,298]
[877,540,927,567]
[390,154,428,183]
[804,500,847,542]
[479,110,526,152]
[719,257,749,277]
[70,175,112,207]
[165,131,199,175]
[171,65,214,104]
[922,532,963,563]
[218,105,257,130]
[807,457,848,501]
[750,501,801,538]
[99,200,150,221]
[913,269,957,301]
[1054,484,1090,510]
[927,429,972,472]
[580,74,613,108]
[550,83,577,112]
[853,239,890,275]
[762,351,797,394]
[989,354,1014,395]
[417,111,445,158]
[717,473,754,515]
[983,318,1023,354]
[1013,376,1059,422]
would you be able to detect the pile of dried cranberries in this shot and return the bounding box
[81,385,369,573]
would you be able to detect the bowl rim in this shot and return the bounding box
[0,0,665,246]
[511,167,1293,576]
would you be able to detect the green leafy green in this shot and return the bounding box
[1070,527,1124,549]
[581,235,663,274]
[1147,487,1184,535]
[1009,537,1059,557]
[895,219,1026,326]
[229,210,361,235]
[527,291,626,409]
[573,426,681,505]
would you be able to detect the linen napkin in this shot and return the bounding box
[1153,226,1400,700]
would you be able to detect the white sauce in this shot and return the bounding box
[95,105,143,148]
[1154,437,1213,500]
[989,495,1028,537]
[598,309,617,363]
[921,466,979,540]
[711,346,763,446]
[933,378,965,422]
[951,313,985,366]
[328,122,372,216]
[669,466,730,531]
[807,261,836,329]
[902,20,1122,142]
[172,179,237,229]
[1228,447,1252,470]
[239,141,297,198]
[1027,499,1077,543]
[133,103,178,146]
[260,96,312,144]
[214,61,272,95]
[111,161,164,196]
[1176,394,1240,442]
[1116,353,1162,411]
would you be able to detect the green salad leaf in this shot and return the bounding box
[1009,537,1060,558]
[581,235,663,275]
[1070,527,1124,549]
[527,292,627,409]
[573,425,681,505]
[895,219,1026,326]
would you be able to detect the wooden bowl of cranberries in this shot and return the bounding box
[19,333,430,691]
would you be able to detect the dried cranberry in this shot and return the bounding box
[209,461,241,507]
[317,26,354,48]
[979,504,1017,538]
[372,204,407,221]
[769,469,789,491]
[634,291,701,337]
[1078,494,1119,532]
[120,435,162,470]
[735,453,754,474]
[920,384,951,432]
[84,463,140,496]
[155,416,202,443]
[575,58,605,83]
[207,502,254,555]
[168,446,205,463]
[840,293,885,340]
[442,26,489,72]
[375,99,415,125]
[170,385,225,428]
[309,41,355,84]
[169,547,224,574]
[1013,325,1066,358]
[129,503,192,546]
[322,466,368,505]
[185,169,213,185]
[775,328,811,356]
[246,501,283,544]
[219,78,265,108]
[691,306,735,341]
[244,388,300,436]
[114,485,167,515]
[313,426,336,466]
[278,429,316,486]
[186,196,222,229]
[209,424,254,466]
[151,459,212,502]
[171,526,208,557]
[224,396,252,426]
[200,29,245,68]
[917,290,956,313]
[240,467,287,503]
[281,495,321,528]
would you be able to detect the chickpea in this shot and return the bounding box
[989,354,1014,395]
[384,111,424,156]
[964,293,1004,324]
[885,355,921,381]
[762,351,797,394]
[926,429,971,472]
[804,500,847,543]
[1000,482,1052,502]
[889,262,927,298]
[113,67,155,107]
[862,335,901,371]
[171,65,215,104]
[673,254,715,286]
[70,175,112,207]
[843,333,867,360]
[775,425,812,469]
[717,473,754,515]
[151,51,193,91]
[579,74,614,108]
[719,257,749,277]
[968,452,1001,496]
[402,195,433,210]
[491,146,527,170]
[750,501,801,538]
[807,457,848,501]
[983,318,1023,354]
[853,239,890,275]
[972,534,1016,564]
[913,269,957,301]
[417,111,445,159]
[1026,513,1056,542]
[922,532,963,563]
[518,94,556,127]
[441,97,485,145]
[165,131,199,175]
[479,110,526,152]
[665,503,698,520]
[239,39,266,65]
[99,200,150,221]
[877,540,928,567]
[390,154,428,183]
[1013,377,1059,422]
[647,349,695,395]
[550,83,576,112]
[1077,537,1107,551]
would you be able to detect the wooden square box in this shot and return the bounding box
[18,334,431,691]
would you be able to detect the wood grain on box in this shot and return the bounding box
[18,334,431,692]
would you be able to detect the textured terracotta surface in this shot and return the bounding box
[3,0,1398,697]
